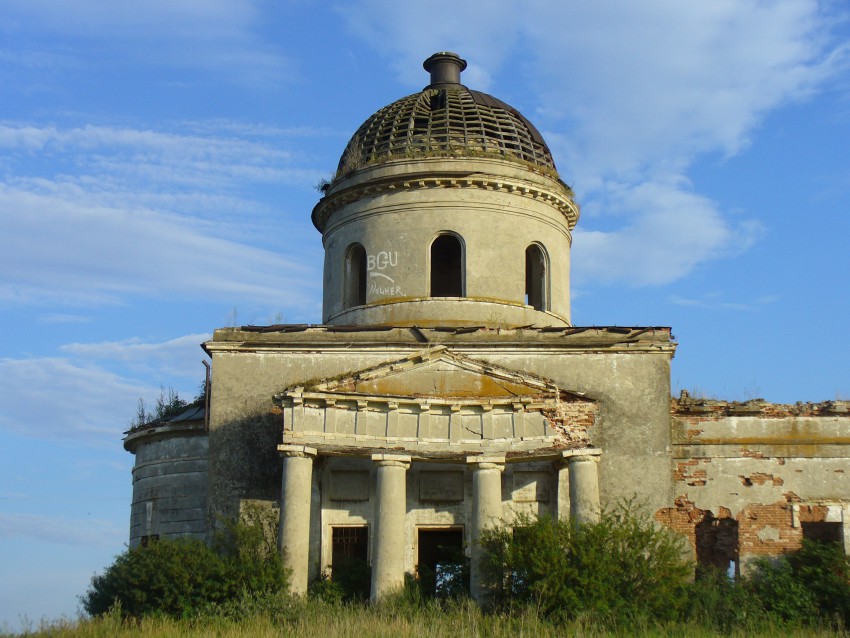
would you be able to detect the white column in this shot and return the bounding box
[370,454,411,602]
[278,444,316,595]
[467,454,505,605]
[565,449,602,525]
[555,459,571,520]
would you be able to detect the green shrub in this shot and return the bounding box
[481,502,691,625]
[211,502,288,599]
[746,556,818,626]
[789,539,850,626]
[687,539,850,631]
[309,558,371,604]
[686,567,763,632]
[81,537,234,619]
[83,505,288,619]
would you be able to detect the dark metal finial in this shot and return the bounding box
[423,52,467,86]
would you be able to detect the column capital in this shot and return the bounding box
[466,454,505,471]
[561,447,602,465]
[278,444,317,458]
[371,453,411,469]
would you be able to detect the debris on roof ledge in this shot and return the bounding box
[674,390,850,417]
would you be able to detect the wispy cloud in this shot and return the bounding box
[0,513,123,547]
[669,292,780,312]
[0,122,321,195]
[0,357,149,442]
[572,181,764,285]
[0,122,323,308]
[0,333,214,443]
[1,0,290,86]
[61,334,210,381]
[336,0,849,287]
[0,187,318,306]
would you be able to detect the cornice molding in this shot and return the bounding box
[313,173,579,231]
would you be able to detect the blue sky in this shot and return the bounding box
[1,0,849,629]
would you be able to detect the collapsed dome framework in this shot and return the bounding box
[335,52,558,179]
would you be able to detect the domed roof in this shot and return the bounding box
[335,52,557,178]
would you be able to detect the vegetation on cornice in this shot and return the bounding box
[125,384,206,434]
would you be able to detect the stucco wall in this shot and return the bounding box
[317,158,576,327]
[205,326,675,524]
[661,398,850,567]
[125,424,208,547]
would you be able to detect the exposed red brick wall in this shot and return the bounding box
[656,498,735,564]
[737,502,801,556]
[656,496,703,554]
[674,458,711,487]
[660,499,833,560]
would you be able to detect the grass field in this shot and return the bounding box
[6,599,848,638]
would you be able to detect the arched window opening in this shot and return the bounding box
[344,243,367,308]
[430,234,464,297]
[525,244,548,311]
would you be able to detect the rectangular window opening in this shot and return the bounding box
[417,528,467,598]
[802,521,843,545]
[330,526,370,600]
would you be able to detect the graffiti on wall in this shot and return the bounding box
[368,251,402,296]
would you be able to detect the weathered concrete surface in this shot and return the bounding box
[204,326,675,524]
[468,455,504,604]
[124,421,208,547]
[278,445,316,594]
[316,157,576,327]
[274,348,597,460]
[565,449,602,524]
[659,395,850,568]
[199,324,675,597]
[370,455,411,600]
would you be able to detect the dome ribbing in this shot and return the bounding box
[335,52,557,178]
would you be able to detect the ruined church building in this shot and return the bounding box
[124,53,850,601]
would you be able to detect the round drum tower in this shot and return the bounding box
[314,52,579,328]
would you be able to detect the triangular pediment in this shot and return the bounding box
[273,347,597,460]
[306,346,561,400]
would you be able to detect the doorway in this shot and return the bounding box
[330,526,370,600]
[417,527,467,597]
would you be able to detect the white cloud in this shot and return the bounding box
[1,0,289,85]
[0,186,318,306]
[0,513,123,547]
[669,292,780,312]
[0,334,214,442]
[0,122,324,308]
[0,123,321,195]
[572,179,763,285]
[0,357,149,442]
[526,1,839,179]
[61,334,210,382]
[336,0,848,286]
